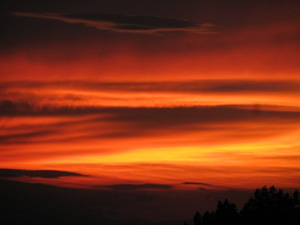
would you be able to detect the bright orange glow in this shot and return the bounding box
[1,7,300,191]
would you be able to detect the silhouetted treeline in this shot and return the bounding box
[188,186,300,225]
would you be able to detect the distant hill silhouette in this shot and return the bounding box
[187,186,300,225]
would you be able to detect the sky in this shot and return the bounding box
[1,0,300,196]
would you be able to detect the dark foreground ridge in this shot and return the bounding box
[186,186,300,225]
[0,179,180,225]
[0,179,299,225]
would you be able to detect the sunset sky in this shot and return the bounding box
[1,0,300,193]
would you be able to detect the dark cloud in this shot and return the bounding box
[0,169,86,178]
[103,106,300,129]
[1,101,299,147]
[0,130,54,144]
[12,12,213,34]
[183,182,211,186]
[0,100,100,116]
[0,100,32,116]
[1,101,300,126]
[183,182,228,190]
[2,80,299,94]
[98,183,173,190]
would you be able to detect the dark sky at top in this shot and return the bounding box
[2,0,299,61]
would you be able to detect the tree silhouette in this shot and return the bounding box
[201,211,215,225]
[191,186,300,225]
[193,211,201,225]
[215,199,240,225]
[193,199,239,225]
[240,186,299,225]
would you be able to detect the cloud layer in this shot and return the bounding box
[1,1,300,191]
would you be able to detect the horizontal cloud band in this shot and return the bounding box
[97,183,173,190]
[0,169,85,178]
[2,80,300,94]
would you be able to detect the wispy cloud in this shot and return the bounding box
[2,80,299,110]
[97,183,173,190]
[0,169,85,178]
[1,101,300,122]
[2,80,300,94]
[12,12,214,34]
[0,129,54,144]
[2,101,300,127]
[183,182,211,185]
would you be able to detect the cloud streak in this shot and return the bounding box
[2,80,300,94]
[183,182,211,186]
[97,183,173,190]
[1,101,300,125]
[12,12,214,34]
[2,80,299,110]
[0,169,85,178]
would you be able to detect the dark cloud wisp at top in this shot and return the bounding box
[12,12,213,34]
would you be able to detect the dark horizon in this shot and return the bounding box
[1,179,299,225]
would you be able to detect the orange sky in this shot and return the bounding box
[1,0,300,190]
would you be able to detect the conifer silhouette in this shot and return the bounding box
[191,186,300,225]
